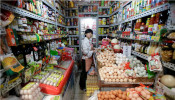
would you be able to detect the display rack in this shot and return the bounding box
[121,3,170,24]
[98,15,109,18]
[98,25,110,28]
[1,3,55,25]
[131,51,148,61]
[67,26,78,28]
[40,60,74,95]
[162,61,175,72]
[69,35,79,37]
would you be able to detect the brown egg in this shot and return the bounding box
[118,94,122,98]
[97,94,101,98]
[126,97,130,100]
[101,95,104,99]
[122,94,126,99]
[104,95,108,99]
[111,94,115,99]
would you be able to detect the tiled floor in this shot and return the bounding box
[73,73,89,100]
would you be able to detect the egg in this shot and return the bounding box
[141,91,147,97]
[28,95,33,99]
[132,98,137,100]
[144,90,150,95]
[133,93,139,98]
[120,79,123,82]
[20,90,24,94]
[24,95,29,99]
[104,95,108,99]
[129,94,133,98]
[137,97,143,100]
[23,90,27,95]
[118,94,122,98]
[27,89,32,95]
[146,95,150,99]
[21,95,25,99]
[111,94,115,98]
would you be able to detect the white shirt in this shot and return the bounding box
[81,37,93,59]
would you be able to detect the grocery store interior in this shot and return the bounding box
[0,0,175,100]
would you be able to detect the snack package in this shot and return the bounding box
[1,9,15,27]
[148,55,162,72]
[167,32,175,40]
[2,53,24,76]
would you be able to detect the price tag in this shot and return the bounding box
[123,46,127,56]
[127,46,131,57]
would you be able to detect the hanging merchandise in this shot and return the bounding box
[1,9,15,27]
[148,54,163,72]
[2,53,24,76]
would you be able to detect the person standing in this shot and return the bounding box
[79,29,95,91]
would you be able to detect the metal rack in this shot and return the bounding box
[98,25,110,28]
[67,26,78,28]
[162,61,175,72]
[131,51,148,61]
[98,15,109,18]
[69,35,79,37]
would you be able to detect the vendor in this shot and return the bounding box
[79,29,95,91]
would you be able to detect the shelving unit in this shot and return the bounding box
[98,25,110,28]
[131,51,148,61]
[162,61,175,72]
[1,3,55,25]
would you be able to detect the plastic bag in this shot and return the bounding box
[88,90,100,100]
[148,55,162,72]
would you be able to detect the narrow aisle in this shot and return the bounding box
[73,72,88,100]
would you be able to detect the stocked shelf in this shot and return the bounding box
[57,23,66,27]
[98,25,109,28]
[98,34,108,37]
[98,15,109,17]
[66,16,79,18]
[79,12,98,15]
[131,51,149,61]
[119,37,160,43]
[162,61,175,71]
[121,3,170,24]
[69,35,79,37]
[67,26,78,28]
[69,45,79,48]
[56,0,66,9]
[1,3,56,25]
[167,25,175,30]
[110,1,131,17]
[99,6,110,9]
[66,8,78,10]
[42,0,56,11]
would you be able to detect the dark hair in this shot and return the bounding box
[85,29,93,35]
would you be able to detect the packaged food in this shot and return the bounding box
[2,53,24,76]
[1,9,15,27]
[161,49,173,62]
[148,55,162,72]
[167,32,175,39]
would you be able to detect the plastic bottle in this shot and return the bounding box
[145,18,150,32]
[148,14,155,35]
[146,0,151,10]
[153,13,160,35]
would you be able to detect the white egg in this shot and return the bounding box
[28,95,33,100]
[20,90,24,94]
[24,95,29,99]
[23,90,27,95]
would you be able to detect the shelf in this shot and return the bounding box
[162,61,175,71]
[109,8,121,17]
[78,4,98,6]
[69,35,79,37]
[67,26,78,28]
[57,23,66,27]
[99,6,110,9]
[98,15,109,17]
[1,3,56,25]
[69,45,79,48]
[121,3,170,24]
[131,51,149,61]
[42,0,56,10]
[66,8,78,10]
[98,25,109,28]
[110,22,121,26]
[66,16,79,18]
[120,37,160,43]
[56,0,67,9]
[167,25,175,30]
[109,1,131,17]
[79,12,98,15]
[98,34,108,37]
